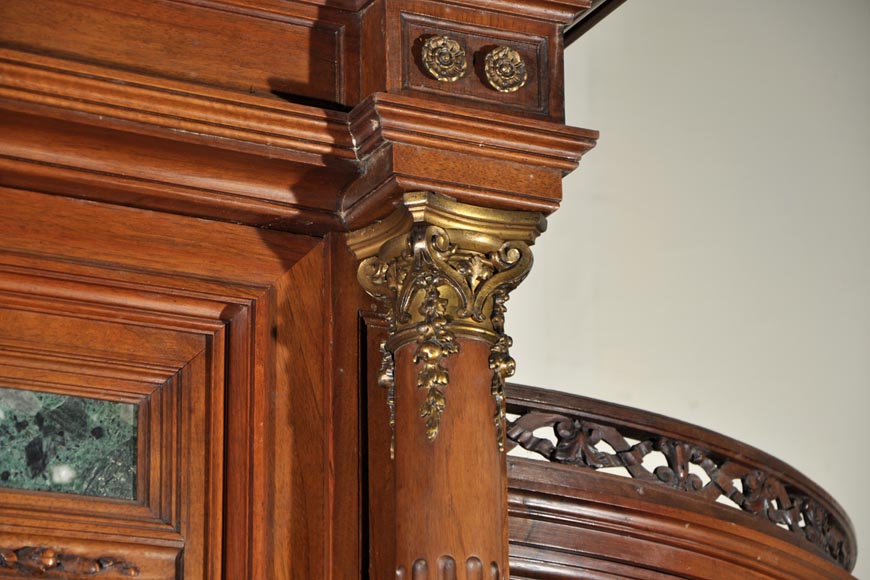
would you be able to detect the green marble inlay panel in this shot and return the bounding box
[0,388,137,500]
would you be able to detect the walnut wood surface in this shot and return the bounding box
[393,339,508,579]
[0,0,590,116]
[504,384,857,579]
[0,1,859,578]
[363,315,396,580]
[509,460,855,580]
[0,52,596,235]
[0,0,356,105]
[0,189,365,579]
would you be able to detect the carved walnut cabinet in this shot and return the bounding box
[0,1,858,579]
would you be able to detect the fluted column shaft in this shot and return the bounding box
[393,339,506,579]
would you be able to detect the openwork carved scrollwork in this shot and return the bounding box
[0,546,139,577]
[506,403,854,570]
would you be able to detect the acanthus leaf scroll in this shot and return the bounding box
[358,224,533,448]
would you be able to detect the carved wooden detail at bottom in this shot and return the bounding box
[396,556,500,580]
[0,546,139,577]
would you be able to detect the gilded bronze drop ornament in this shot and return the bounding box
[421,35,467,82]
[484,46,527,93]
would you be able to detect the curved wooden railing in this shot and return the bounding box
[504,383,856,578]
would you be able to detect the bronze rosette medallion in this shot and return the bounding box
[484,46,527,93]
[421,35,468,82]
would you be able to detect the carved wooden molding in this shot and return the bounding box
[396,556,501,580]
[0,546,139,577]
[349,92,598,172]
[0,50,355,162]
[351,192,541,445]
[409,0,592,24]
[505,386,856,571]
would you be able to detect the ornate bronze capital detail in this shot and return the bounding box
[421,35,467,82]
[0,546,139,577]
[484,46,527,93]
[351,192,543,447]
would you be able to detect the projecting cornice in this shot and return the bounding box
[0,48,598,235]
[350,93,597,172]
[0,50,356,163]
[290,0,592,25]
[341,92,598,226]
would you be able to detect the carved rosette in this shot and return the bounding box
[421,35,467,82]
[351,192,544,449]
[484,46,527,93]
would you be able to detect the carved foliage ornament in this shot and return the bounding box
[507,412,854,569]
[0,546,139,577]
[358,222,534,447]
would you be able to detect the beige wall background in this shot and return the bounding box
[509,1,870,577]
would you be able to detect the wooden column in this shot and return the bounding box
[350,192,545,579]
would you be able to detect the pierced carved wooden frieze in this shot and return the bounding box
[350,192,544,449]
[506,410,855,569]
[0,546,140,577]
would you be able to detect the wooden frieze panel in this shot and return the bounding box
[376,0,580,121]
[401,13,549,117]
[0,0,356,105]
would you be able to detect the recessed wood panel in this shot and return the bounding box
[402,13,549,116]
[384,0,565,120]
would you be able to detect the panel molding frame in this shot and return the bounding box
[0,190,364,579]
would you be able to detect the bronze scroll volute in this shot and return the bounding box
[421,35,467,82]
[484,46,527,93]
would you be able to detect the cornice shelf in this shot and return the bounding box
[0,51,598,236]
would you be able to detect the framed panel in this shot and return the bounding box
[0,302,218,579]
[0,189,365,580]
